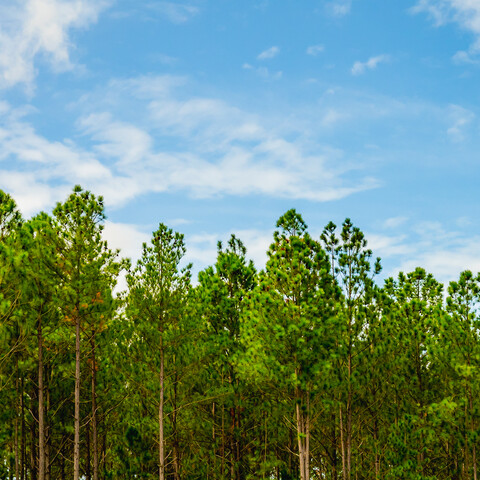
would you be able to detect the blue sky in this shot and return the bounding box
[2,0,480,285]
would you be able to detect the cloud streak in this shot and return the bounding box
[306,45,325,56]
[351,55,390,75]
[0,0,111,91]
[0,75,379,216]
[413,0,480,61]
[147,2,199,24]
[325,0,352,17]
[257,46,280,60]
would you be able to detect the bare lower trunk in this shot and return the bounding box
[173,370,180,480]
[230,407,235,480]
[340,404,346,480]
[347,356,352,480]
[159,343,165,480]
[212,402,216,476]
[74,312,81,480]
[91,333,99,480]
[86,422,91,480]
[331,410,337,480]
[474,444,477,480]
[45,370,51,480]
[21,377,25,480]
[38,315,45,480]
[30,396,37,480]
[296,387,310,480]
[15,360,19,480]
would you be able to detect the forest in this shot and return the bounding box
[1,185,479,480]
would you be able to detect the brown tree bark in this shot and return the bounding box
[159,340,165,480]
[91,332,99,480]
[38,313,45,480]
[74,311,81,480]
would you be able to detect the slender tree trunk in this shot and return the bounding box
[213,402,216,476]
[340,404,346,480]
[31,398,38,480]
[173,369,180,480]
[38,314,45,480]
[347,353,352,480]
[306,393,310,480]
[465,385,469,480]
[86,421,91,480]
[21,377,25,480]
[331,410,337,480]
[159,342,165,480]
[15,359,20,480]
[221,373,225,479]
[45,367,50,480]
[295,386,309,480]
[91,332,99,480]
[230,406,235,480]
[74,311,81,480]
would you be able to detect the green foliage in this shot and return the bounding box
[3,193,480,480]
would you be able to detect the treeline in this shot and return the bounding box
[0,186,479,480]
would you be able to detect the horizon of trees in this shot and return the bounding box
[1,185,480,480]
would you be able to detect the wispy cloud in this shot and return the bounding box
[446,104,475,142]
[242,63,282,80]
[147,2,199,24]
[325,0,352,17]
[257,46,280,60]
[306,44,325,56]
[0,75,379,216]
[383,216,408,229]
[412,0,480,62]
[351,54,390,75]
[366,220,480,286]
[0,0,111,91]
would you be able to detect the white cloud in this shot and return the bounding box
[103,220,150,261]
[147,2,199,24]
[397,239,480,286]
[257,46,280,60]
[325,0,352,17]
[367,233,413,258]
[320,109,346,127]
[351,55,390,75]
[412,0,480,61]
[446,104,475,141]
[383,216,408,229]
[372,219,480,287]
[0,0,111,91]
[0,75,380,217]
[243,63,283,80]
[306,44,325,56]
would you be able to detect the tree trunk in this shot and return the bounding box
[230,406,235,480]
[74,311,81,480]
[340,404,346,480]
[296,387,310,480]
[30,399,38,480]
[173,369,180,480]
[45,367,51,480]
[38,314,45,480]
[347,354,352,480]
[86,421,91,480]
[331,410,337,480]
[91,332,99,480]
[15,359,20,480]
[159,342,165,480]
[21,376,25,480]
